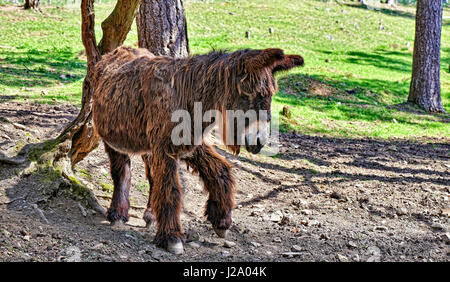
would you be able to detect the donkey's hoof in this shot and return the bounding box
[107,208,129,224]
[167,240,184,255]
[213,227,228,238]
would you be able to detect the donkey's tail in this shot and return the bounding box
[81,0,101,70]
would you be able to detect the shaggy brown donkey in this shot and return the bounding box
[92,46,304,254]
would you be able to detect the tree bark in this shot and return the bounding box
[136,0,189,57]
[24,0,40,11]
[408,0,445,113]
[55,0,141,166]
[98,0,142,53]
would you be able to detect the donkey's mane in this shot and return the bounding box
[171,49,267,111]
[189,49,250,70]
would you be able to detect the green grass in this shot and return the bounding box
[136,181,149,194]
[99,182,113,193]
[0,0,449,139]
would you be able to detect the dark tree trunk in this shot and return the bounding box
[136,0,189,57]
[408,0,445,113]
[24,0,40,11]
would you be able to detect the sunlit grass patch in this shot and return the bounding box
[0,0,448,139]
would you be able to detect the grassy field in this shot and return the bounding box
[0,0,449,139]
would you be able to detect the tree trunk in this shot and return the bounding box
[136,0,189,57]
[408,0,445,113]
[98,0,142,53]
[55,0,141,167]
[24,0,40,11]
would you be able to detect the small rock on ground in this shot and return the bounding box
[336,253,348,262]
[224,241,236,248]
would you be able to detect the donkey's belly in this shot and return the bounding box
[103,138,151,155]
[93,105,153,155]
[99,129,152,155]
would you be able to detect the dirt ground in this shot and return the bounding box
[0,102,449,262]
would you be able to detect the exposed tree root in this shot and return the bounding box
[0,0,145,222]
[3,139,108,217]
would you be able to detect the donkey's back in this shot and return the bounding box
[92,46,178,154]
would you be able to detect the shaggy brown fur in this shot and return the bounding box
[92,46,304,251]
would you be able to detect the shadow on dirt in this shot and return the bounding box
[230,132,449,214]
[1,102,449,261]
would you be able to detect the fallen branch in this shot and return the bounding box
[77,202,87,217]
[0,116,36,134]
[1,133,12,141]
[86,191,106,215]
[12,122,36,134]
[31,203,50,224]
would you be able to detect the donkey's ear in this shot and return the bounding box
[243,48,285,71]
[272,55,304,74]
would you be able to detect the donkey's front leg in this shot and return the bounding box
[150,148,185,255]
[183,144,235,238]
[104,143,131,225]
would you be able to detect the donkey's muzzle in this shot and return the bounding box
[245,135,264,154]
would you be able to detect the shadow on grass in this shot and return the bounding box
[0,48,85,88]
[389,102,449,121]
[343,2,415,19]
[0,95,16,101]
[316,48,413,74]
[344,50,412,74]
[277,72,450,125]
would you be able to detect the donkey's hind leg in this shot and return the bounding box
[141,154,156,227]
[104,143,131,225]
[183,144,235,238]
[150,147,184,254]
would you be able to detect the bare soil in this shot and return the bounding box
[0,102,449,262]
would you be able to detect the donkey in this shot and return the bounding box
[92,46,304,254]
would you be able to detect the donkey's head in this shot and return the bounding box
[224,48,304,155]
